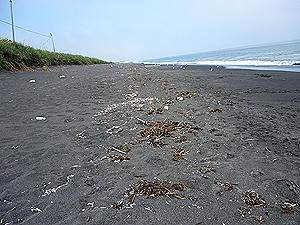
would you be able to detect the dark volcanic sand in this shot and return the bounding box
[0,64,299,224]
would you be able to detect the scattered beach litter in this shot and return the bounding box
[41,175,74,196]
[29,79,36,83]
[76,131,87,139]
[31,207,42,213]
[35,116,46,121]
[94,97,155,118]
[105,126,123,134]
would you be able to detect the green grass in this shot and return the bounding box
[0,39,110,71]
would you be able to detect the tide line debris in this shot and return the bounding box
[94,97,155,118]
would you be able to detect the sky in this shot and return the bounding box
[1,0,300,62]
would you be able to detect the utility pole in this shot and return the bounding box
[10,0,15,42]
[50,33,55,52]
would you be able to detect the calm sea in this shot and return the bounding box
[140,40,300,72]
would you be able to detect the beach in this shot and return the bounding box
[0,64,299,224]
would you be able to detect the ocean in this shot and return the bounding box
[140,40,300,72]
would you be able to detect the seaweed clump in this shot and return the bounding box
[108,155,130,163]
[123,179,196,203]
[137,119,200,147]
[280,199,299,214]
[172,147,190,161]
[242,191,268,207]
[238,191,268,223]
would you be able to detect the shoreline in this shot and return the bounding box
[1,64,299,224]
[138,63,300,73]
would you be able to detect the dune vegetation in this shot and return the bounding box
[0,39,109,71]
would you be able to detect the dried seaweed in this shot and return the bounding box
[280,199,299,214]
[162,98,175,104]
[214,179,235,196]
[208,108,222,113]
[179,111,192,118]
[238,206,252,217]
[138,119,199,147]
[176,91,196,99]
[172,147,190,161]
[111,200,126,210]
[242,191,267,207]
[138,136,165,148]
[123,179,195,203]
[251,215,264,223]
[144,107,164,115]
[108,155,130,163]
[199,164,216,177]
[133,174,148,178]
[238,191,270,223]
[174,135,188,143]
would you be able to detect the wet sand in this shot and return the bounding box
[0,64,299,224]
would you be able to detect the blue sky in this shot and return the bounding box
[1,0,300,62]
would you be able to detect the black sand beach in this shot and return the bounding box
[0,64,299,224]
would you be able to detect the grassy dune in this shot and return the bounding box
[0,39,109,71]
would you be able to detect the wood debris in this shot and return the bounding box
[107,145,131,154]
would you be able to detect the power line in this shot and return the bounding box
[39,36,52,48]
[0,19,50,37]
